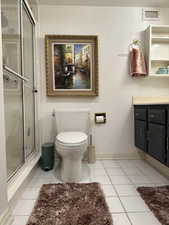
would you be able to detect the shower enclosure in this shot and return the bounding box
[2,0,37,179]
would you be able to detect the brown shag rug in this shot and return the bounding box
[137,186,169,225]
[26,183,113,225]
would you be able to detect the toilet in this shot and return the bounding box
[54,109,90,182]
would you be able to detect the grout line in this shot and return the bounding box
[101,160,130,215]
[117,164,162,189]
[104,166,133,225]
[100,159,153,225]
[119,163,160,186]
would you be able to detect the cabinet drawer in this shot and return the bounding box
[148,109,166,124]
[135,109,146,120]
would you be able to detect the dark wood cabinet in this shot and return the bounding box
[134,104,169,167]
[135,108,146,120]
[135,120,147,151]
[148,123,166,163]
[148,109,166,125]
[167,126,169,166]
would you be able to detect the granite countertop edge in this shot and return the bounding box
[132,96,169,105]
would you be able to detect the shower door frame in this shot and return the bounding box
[21,0,36,160]
[3,0,37,180]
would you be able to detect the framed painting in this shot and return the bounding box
[45,35,98,96]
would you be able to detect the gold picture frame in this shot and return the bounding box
[45,35,98,96]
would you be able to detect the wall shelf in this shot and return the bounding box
[145,25,169,78]
[152,37,169,43]
[151,59,169,62]
[149,74,169,77]
[151,25,169,33]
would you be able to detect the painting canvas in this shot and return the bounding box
[45,35,98,96]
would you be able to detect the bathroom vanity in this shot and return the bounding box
[133,97,169,167]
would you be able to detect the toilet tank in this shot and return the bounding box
[54,109,90,134]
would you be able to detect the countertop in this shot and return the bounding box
[133,96,169,105]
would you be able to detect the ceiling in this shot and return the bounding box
[38,0,169,7]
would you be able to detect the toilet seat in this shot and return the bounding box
[56,132,88,147]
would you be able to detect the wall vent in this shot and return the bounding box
[142,8,160,21]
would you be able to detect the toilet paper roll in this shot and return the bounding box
[96,116,104,123]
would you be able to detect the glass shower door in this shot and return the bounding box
[2,0,24,177]
[2,0,36,178]
[3,71,24,177]
[2,0,21,73]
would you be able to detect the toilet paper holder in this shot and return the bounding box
[95,113,106,124]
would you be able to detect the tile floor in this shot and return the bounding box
[11,159,169,225]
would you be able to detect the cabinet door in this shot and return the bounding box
[135,120,147,151]
[148,123,166,163]
[167,127,169,166]
[135,108,146,121]
[148,109,165,125]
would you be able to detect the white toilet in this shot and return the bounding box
[54,109,90,182]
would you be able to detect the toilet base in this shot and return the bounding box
[61,158,82,182]
[56,161,90,183]
[55,138,88,182]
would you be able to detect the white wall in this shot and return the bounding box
[39,6,169,158]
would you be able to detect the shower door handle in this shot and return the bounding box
[27,128,31,137]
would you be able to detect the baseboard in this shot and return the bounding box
[96,152,143,160]
[145,154,169,179]
[0,208,13,225]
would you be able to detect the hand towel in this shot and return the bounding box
[130,47,147,77]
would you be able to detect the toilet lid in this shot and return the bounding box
[56,132,88,144]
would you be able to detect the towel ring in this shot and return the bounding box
[129,39,142,51]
